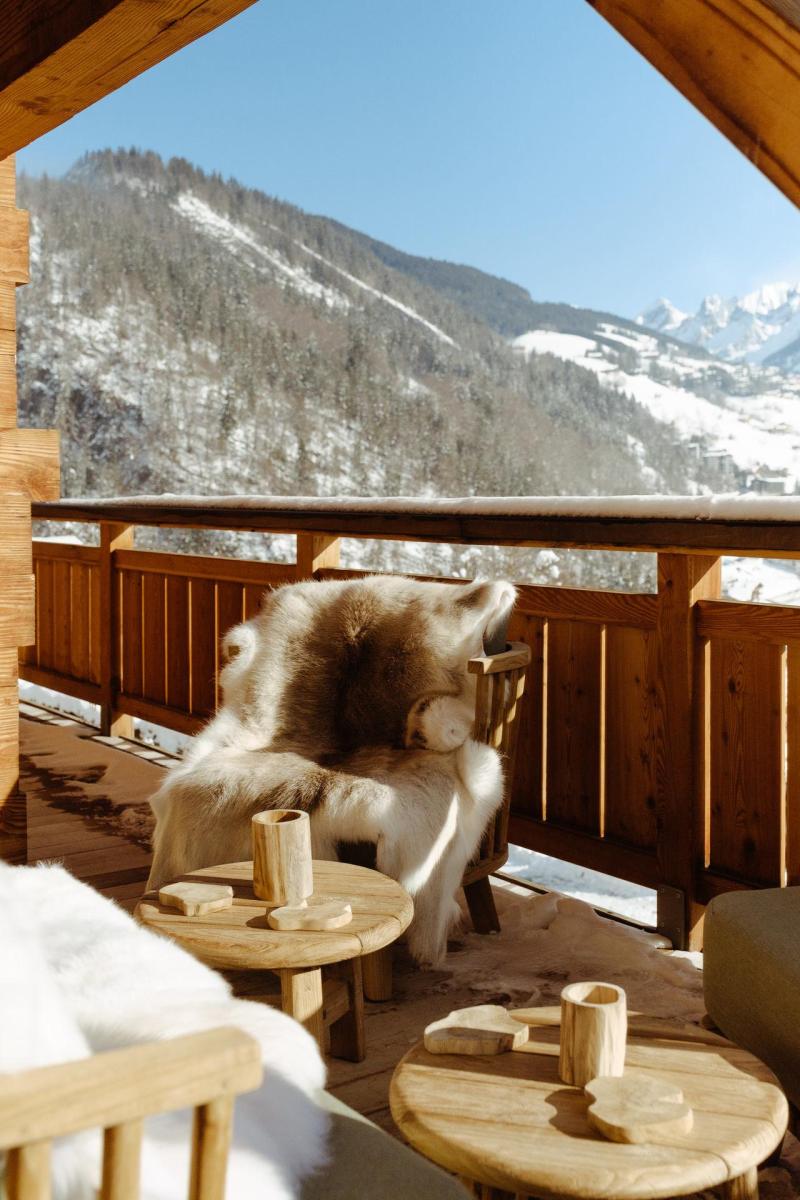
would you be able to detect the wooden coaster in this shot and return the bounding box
[267,898,353,931]
[159,882,234,916]
[424,1005,529,1055]
[585,1075,694,1143]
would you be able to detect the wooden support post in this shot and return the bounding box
[655,552,721,949]
[295,533,340,580]
[99,521,134,738]
[0,153,58,866]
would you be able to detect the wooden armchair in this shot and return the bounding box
[356,640,530,1003]
[0,1028,262,1200]
[461,641,531,934]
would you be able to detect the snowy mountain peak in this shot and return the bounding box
[635,298,687,334]
[636,281,800,372]
[738,280,800,315]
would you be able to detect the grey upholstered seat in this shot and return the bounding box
[704,886,800,1110]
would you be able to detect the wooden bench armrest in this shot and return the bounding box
[0,1027,262,1149]
[468,641,531,676]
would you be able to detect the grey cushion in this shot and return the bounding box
[704,886,800,1108]
[301,1091,470,1200]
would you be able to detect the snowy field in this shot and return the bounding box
[504,845,657,927]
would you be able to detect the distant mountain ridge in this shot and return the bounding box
[637,283,800,371]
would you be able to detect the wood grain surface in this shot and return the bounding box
[136,860,414,969]
[390,1005,788,1199]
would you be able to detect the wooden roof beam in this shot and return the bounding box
[0,0,258,158]
[586,0,800,210]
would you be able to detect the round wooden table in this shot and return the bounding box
[390,1006,789,1200]
[136,859,413,1061]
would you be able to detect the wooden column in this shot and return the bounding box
[295,533,340,579]
[0,154,59,864]
[99,521,134,737]
[0,157,56,864]
[655,552,721,948]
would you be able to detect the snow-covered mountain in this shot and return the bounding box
[512,317,800,495]
[636,283,800,371]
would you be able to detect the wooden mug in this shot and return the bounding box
[252,809,313,907]
[558,981,627,1086]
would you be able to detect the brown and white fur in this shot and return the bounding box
[147,575,515,964]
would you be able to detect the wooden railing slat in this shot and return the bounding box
[119,570,144,700]
[68,563,91,682]
[708,638,786,886]
[787,645,800,886]
[603,625,659,852]
[546,620,603,835]
[189,578,217,717]
[165,575,190,712]
[142,572,167,706]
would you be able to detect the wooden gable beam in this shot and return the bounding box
[0,0,258,158]
[586,0,800,210]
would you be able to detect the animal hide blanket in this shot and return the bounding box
[0,863,329,1200]
[148,575,516,964]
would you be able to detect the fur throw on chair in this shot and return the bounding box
[148,575,516,964]
[0,863,329,1200]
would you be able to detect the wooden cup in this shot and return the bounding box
[252,809,313,907]
[558,981,627,1087]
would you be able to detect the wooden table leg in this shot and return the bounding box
[362,946,393,1001]
[326,958,365,1062]
[279,967,324,1049]
[459,1181,521,1200]
[723,1167,759,1200]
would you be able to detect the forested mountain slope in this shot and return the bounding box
[17,150,700,508]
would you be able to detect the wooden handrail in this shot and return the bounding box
[31,494,800,556]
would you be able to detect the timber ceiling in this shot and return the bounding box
[587,0,800,210]
[0,0,257,159]
[0,0,798,210]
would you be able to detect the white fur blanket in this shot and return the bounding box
[148,575,515,965]
[0,863,329,1200]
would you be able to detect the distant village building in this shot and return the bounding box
[746,468,797,495]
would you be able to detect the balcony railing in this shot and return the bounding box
[23,494,800,949]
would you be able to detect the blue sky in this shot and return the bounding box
[18,0,800,317]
